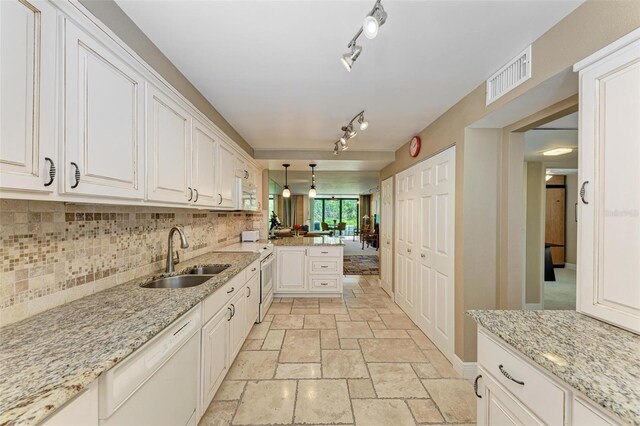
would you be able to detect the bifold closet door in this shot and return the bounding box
[416,147,456,361]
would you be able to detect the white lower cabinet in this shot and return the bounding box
[476,328,621,425]
[275,246,343,296]
[246,272,260,332]
[200,304,230,414]
[229,287,248,362]
[43,381,99,426]
[275,247,308,292]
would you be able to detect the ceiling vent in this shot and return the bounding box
[486,45,532,105]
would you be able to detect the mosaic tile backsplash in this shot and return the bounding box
[0,199,267,326]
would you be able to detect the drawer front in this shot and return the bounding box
[478,331,567,425]
[309,247,342,257]
[202,273,243,323]
[246,260,260,280]
[309,276,339,292]
[309,258,340,273]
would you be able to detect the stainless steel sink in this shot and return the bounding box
[140,275,211,289]
[187,264,231,275]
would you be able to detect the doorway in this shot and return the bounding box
[523,112,578,310]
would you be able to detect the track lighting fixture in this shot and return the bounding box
[282,164,291,198]
[341,0,387,71]
[332,111,369,154]
[308,164,317,198]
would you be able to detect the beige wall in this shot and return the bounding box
[380,1,640,362]
[78,0,253,156]
[525,162,545,306]
[565,174,578,265]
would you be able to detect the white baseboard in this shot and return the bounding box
[565,263,576,270]
[452,354,477,380]
[524,303,544,310]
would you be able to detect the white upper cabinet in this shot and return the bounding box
[575,29,640,334]
[216,142,236,208]
[63,19,145,199]
[0,0,57,193]
[146,83,191,204]
[191,119,217,207]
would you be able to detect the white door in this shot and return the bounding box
[191,119,217,207]
[276,248,307,292]
[64,20,145,199]
[380,177,394,296]
[229,289,247,361]
[216,142,236,208]
[146,84,191,204]
[576,33,640,333]
[200,307,230,414]
[416,147,456,360]
[0,0,57,193]
[395,169,417,320]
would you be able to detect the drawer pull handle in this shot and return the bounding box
[227,286,235,294]
[474,374,482,399]
[321,265,328,268]
[251,268,257,272]
[320,282,329,286]
[499,365,524,386]
[321,251,328,254]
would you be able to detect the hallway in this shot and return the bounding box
[199,275,476,426]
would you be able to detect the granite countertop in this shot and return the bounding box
[271,236,344,246]
[468,310,640,425]
[0,251,260,426]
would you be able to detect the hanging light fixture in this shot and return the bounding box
[340,0,387,71]
[308,164,317,198]
[282,164,291,198]
[332,111,369,154]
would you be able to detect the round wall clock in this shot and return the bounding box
[409,136,421,157]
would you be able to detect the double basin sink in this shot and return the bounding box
[141,264,231,289]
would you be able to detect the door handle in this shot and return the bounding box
[70,162,80,189]
[44,157,56,186]
[407,248,411,253]
[474,374,482,398]
[218,194,223,204]
[187,187,193,201]
[580,181,589,204]
[227,306,233,321]
[420,253,426,258]
[230,304,235,318]
[575,202,578,222]
[247,286,251,298]
[194,189,199,202]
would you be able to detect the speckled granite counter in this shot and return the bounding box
[271,236,344,246]
[0,251,259,426]
[468,310,640,425]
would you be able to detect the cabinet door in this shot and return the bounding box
[200,307,230,413]
[1,0,57,193]
[216,142,236,208]
[477,368,543,426]
[229,289,247,361]
[43,381,98,426]
[235,155,247,179]
[276,248,307,292]
[246,273,260,332]
[577,35,640,333]
[380,177,394,296]
[63,20,145,199]
[191,119,217,207]
[146,84,191,204]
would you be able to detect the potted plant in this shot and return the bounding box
[292,224,303,237]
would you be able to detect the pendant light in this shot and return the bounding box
[308,164,317,198]
[282,164,291,198]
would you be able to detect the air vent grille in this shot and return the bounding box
[486,45,532,105]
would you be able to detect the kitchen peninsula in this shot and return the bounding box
[273,237,344,297]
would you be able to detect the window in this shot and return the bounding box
[312,198,359,235]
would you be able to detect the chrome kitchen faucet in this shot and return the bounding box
[166,226,189,273]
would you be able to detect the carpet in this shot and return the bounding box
[343,255,379,275]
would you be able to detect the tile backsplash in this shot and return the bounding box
[0,199,267,326]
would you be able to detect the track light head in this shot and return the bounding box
[363,3,387,39]
[358,114,369,130]
[341,44,362,72]
[342,144,349,151]
[339,137,348,147]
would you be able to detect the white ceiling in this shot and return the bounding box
[116,0,582,156]
[537,111,578,129]
[524,129,578,163]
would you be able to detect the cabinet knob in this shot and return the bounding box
[44,157,56,187]
[70,162,80,189]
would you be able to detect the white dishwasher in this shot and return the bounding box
[99,307,201,426]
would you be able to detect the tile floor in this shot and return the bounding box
[199,275,476,426]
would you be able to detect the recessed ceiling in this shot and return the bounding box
[116,0,583,154]
[269,170,379,196]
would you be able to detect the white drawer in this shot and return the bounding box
[478,330,567,425]
[309,257,340,273]
[202,273,243,324]
[309,276,340,292]
[309,247,342,257]
[246,260,260,280]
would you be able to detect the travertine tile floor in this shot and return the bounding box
[199,275,476,426]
